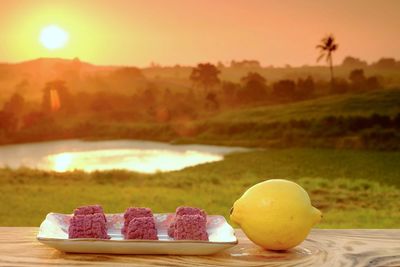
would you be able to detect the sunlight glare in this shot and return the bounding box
[39,25,69,50]
[45,149,223,173]
[50,153,73,172]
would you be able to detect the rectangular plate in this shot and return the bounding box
[37,213,238,255]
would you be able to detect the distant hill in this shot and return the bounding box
[192,89,400,149]
[208,89,400,124]
[0,58,140,103]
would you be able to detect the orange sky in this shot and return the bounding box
[0,0,399,67]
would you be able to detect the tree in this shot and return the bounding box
[366,76,381,90]
[230,60,261,68]
[111,67,144,80]
[190,63,220,93]
[2,93,25,131]
[331,79,349,94]
[272,80,296,99]
[109,67,146,93]
[205,92,219,111]
[221,81,240,106]
[296,76,315,99]
[316,34,338,85]
[90,91,113,113]
[349,69,381,91]
[2,93,25,116]
[241,72,266,85]
[372,58,397,69]
[341,56,368,68]
[42,80,73,112]
[349,69,366,91]
[238,72,267,103]
[349,69,366,83]
[141,88,156,109]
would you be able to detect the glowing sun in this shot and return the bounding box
[39,25,69,50]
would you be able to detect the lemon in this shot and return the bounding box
[230,179,322,250]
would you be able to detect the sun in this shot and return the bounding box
[39,25,69,50]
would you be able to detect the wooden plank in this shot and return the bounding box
[0,227,399,266]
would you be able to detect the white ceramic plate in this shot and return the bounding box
[37,213,238,255]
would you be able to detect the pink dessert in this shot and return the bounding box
[74,205,104,216]
[172,215,208,241]
[68,213,110,239]
[122,207,154,235]
[168,206,207,238]
[175,206,207,218]
[73,205,106,222]
[125,217,158,240]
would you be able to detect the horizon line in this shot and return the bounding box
[1,56,399,69]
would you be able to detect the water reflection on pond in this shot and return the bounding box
[0,140,246,173]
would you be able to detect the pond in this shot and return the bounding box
[0,140,246,173]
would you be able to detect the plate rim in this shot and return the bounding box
[37,236,238,245]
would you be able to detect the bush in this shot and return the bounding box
[272,80,296,100]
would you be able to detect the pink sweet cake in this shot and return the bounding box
[68,213,109,239]
[168,206,208,240]
[125,217,158,240]
[175,206,207,218]
[73,205,104,216]
[68,205,109,239]
[168,206,207,237]
[172,214,208,241]
[73,205,106,222]
[122,207,154,236]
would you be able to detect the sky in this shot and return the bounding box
[0,0,399,67]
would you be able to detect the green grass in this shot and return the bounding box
[208,89,400,124]
[180,89,400,149]
[1,149,399,228]
[2,90,400,227]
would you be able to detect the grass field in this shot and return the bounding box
[1,148,399,228]
[1,89,400,228]
[204,89,400,124]
[181,89,400,149]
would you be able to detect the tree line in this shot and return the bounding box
[0,34,397,149]
[0,63,389,138]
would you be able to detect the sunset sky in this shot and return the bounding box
[0,0,399,67]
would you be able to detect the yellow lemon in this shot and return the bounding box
[230,179,322,250]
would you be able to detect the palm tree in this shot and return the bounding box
[316,34,338,84]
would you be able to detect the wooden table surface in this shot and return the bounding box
[0,228,399,267]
